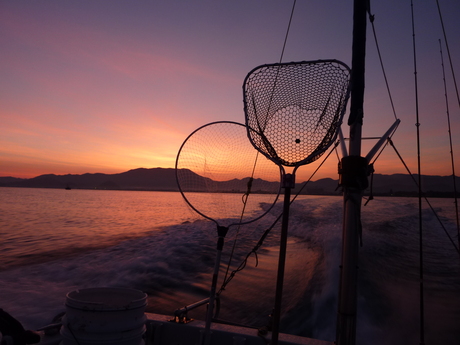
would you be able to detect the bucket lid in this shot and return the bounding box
[66,287,147,311]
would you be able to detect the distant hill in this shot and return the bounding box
[0,168,458,196]
[0,168,179,191]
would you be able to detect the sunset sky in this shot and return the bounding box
[1,0,459,182]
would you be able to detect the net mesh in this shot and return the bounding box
[175,121,281,228]
[243,60,351,167]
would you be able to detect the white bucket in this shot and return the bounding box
[61,287,147,345]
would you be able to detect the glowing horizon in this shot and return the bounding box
[1,1,459,182]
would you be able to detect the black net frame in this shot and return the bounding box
[175,121,281,228]
[175,121,282,336]
[243,59,351,168]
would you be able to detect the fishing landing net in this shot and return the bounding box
[175,121,281,336]
[175,121,281,229]
[244,59,351,169]
[243,59,351,344]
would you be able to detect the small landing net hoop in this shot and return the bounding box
[243,60,351,345]
[175,121,281,229]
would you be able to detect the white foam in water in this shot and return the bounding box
[0,219,215,330]
[1,191,459,344]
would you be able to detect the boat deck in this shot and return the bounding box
[146,313,333,345]
[37,312,334,345]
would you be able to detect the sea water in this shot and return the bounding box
[0,187,459,345]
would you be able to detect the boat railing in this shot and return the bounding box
[172,297,211,324]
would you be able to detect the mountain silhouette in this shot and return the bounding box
[0,168,458,196]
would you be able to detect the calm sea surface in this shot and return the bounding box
[0,188,201,269]
[0,187,459,344]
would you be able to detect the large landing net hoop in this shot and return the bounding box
[175,121,281,341]
[244,59,351,169]
[243,59,351,345]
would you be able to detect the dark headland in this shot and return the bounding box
[0,168,458,197]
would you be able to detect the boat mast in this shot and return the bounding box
[336,0,368,344]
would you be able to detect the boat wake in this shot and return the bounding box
[0,196,459,344]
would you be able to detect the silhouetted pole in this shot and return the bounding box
[336,0,368,345]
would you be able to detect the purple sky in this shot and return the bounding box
[1,0,459,181]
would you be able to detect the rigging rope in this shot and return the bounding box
[278,0,297,64]
[222,155,259,288]
[438,39,460,250]
[367,10,398,121]
[388,139,460,255]
[216,140,340,297]
[221,0,297,298]
[363,5,405,207]
[435,0,460,112]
